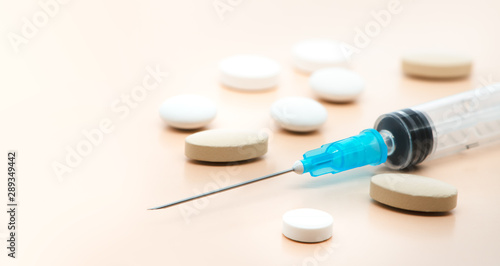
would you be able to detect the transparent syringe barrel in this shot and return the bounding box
[414,84,500,160]
[375,84,500,169]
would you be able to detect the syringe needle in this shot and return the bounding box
[148,168,294,210]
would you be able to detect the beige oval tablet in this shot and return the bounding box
[370,173,458,212]
[402,52,472,79]
[185,129,268,162]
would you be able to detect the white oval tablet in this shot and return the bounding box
[370,173,458,212]
[159,94,217,130]
[270,97,327,132]
[219,54,281,91]
[292,39,349,73]
[309,68,365,102]
[185,129,268,162]
[402,51,472,79]
[282,208,333,243]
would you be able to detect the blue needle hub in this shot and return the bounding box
[295,129,388,177]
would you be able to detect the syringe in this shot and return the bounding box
[149,84,500,210]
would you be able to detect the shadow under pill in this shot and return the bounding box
[219,83,278,94]
[164,125,207,134]
[186,157,263,167]
[316,98,358,106]
[370,200,454,217]
[283,235,333,245]
[398,74,472,90]
[278,128,324,137]
[404,73,470,82]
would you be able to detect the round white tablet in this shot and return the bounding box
[282,208,333,243]
[270,97,327,132]
[219,54,281,91]
[159,94,217,130]
[402,51,472,79]
[309,68,365,102]
[292,39,349,73]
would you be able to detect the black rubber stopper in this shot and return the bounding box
[375,109,434,169]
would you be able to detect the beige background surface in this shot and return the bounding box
[1,0,500,265]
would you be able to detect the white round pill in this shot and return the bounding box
[309,67,365,102]
[282,208,333,243]
[219,54,281,91]
[270,97,327,132]
[292,39,349,73]
[159,94,217,130]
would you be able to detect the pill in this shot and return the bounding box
[270,97,327,132]
[370,173,458,212]
[185,129,268,162]
[282,208,333,243]
[309,67,365,102]
[292,39,349,74]
[159,94,217,130]
[402,51,472,79]
[219,54,281,91]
